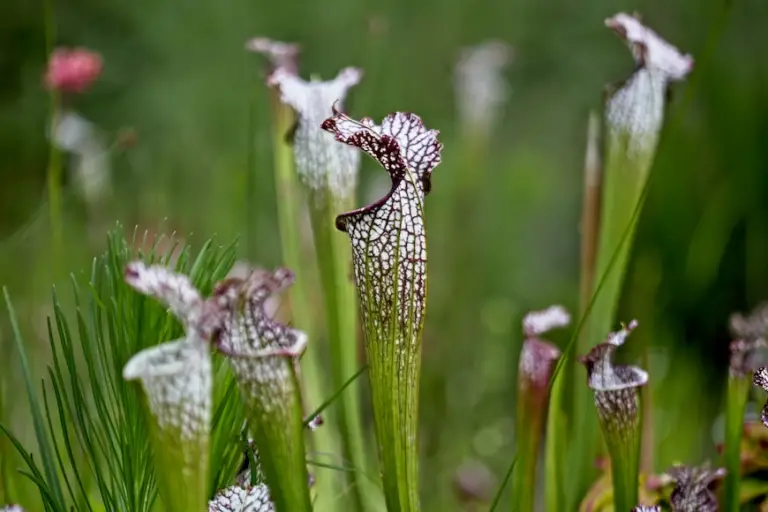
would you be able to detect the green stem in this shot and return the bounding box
[606,431,640,512]
[598,389,642,512]
[308,192,374,511]
[722,375,749,512]
[44,0,63,270]
[367,334,422,512]
[269,95,339,509]
[360,226,424,512]
[543,377,566,512]
[245,362,313,512]
[511,387,549,511]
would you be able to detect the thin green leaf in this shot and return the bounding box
[488,454,516,511]
[303,366,368,428]
[3,287,67,509]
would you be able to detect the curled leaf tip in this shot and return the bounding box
[581,320,647,392]
[245,37,300,75]
[666,463,725,512]
[268,66,363,198]
[209,484,275,512]
[605,13,693,79]
[604,14,692,159]
[522,304,571,337]
[124,260,225,337]
[752,367,768,427]
[321,110,442,206]
[217,267,307,359]
[124,261,200,307]
[320,109,442,342]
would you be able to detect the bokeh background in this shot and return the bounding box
[2,0,768,509]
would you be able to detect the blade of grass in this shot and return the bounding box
[43,0,63,267]
[304,365,368,428]
[722,374,750,511]
[488,454,516,511]
[3,287,67,509]
[306,459,378,484]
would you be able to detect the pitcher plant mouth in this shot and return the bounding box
[321,107,442,331]
[321,106,441,223]
[268,69,363,200]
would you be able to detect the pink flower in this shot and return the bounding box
[44,47,102,93]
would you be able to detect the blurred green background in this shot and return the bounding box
[2,0,768,509]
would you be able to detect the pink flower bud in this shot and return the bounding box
[44,47,102,93]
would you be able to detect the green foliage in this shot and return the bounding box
[1,227,242,511]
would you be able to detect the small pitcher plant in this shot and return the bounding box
[580,320,648,512]
[123,262,223,512]
[512,305,568,512]
[723,303,768,511]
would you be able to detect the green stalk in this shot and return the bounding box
[241,359,312,512]
[580,321,646,512]
[43,0,63,266]
[268,94,339,509]
[366,308,423,512]
[543,375,567,512]
[512,339,561,512]
[308,192,373,511]
[601,403,642,512]
[722,374,750,512]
